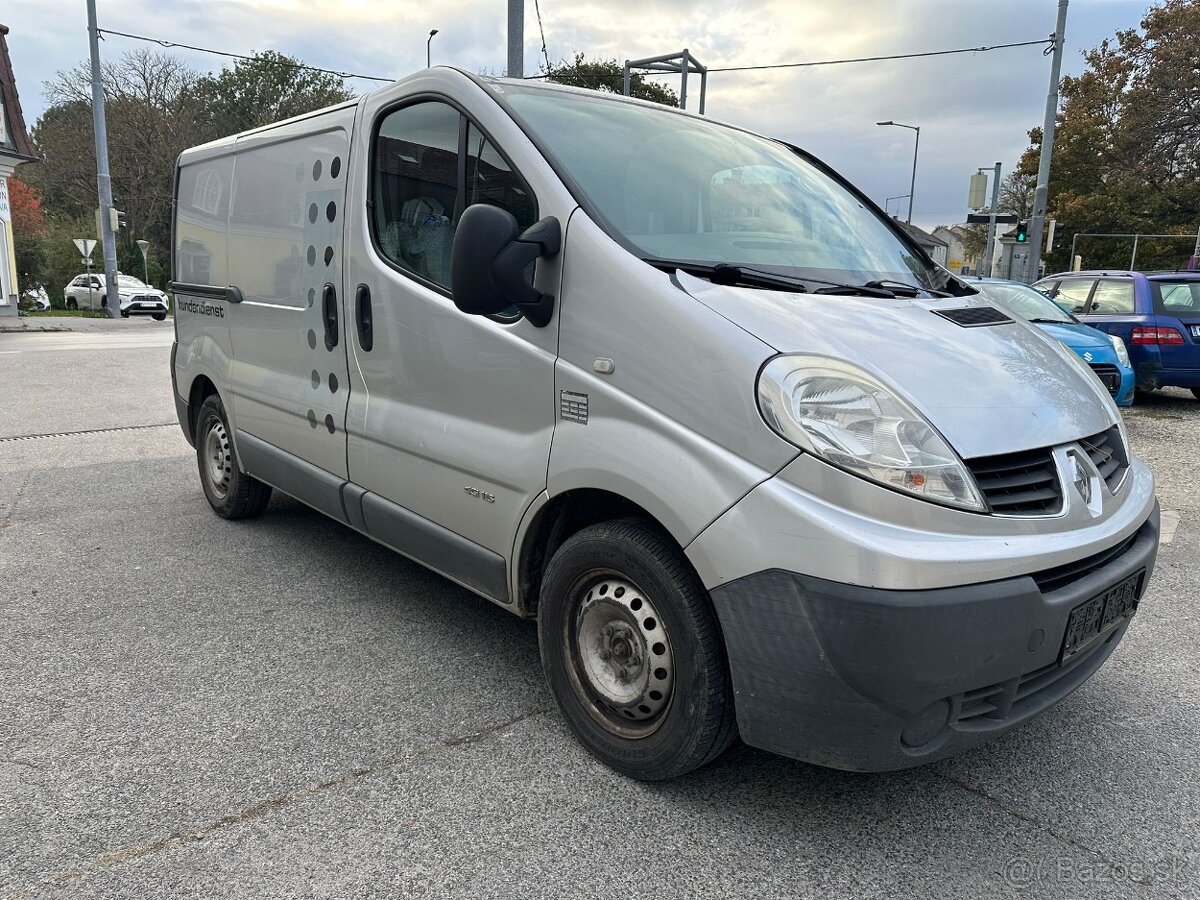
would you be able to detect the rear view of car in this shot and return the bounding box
[1036,271,1200,398]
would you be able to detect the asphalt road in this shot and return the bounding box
[1,327,1197,899]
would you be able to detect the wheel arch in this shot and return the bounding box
[185,374,220,444]
[514,487,693,618]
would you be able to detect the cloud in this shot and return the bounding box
[5,0,1150,228]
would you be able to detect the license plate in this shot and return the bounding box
[1061,570,1143,662]
[1191,325,1200,339]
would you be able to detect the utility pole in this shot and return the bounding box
[1025,0,1069,282]
[87,0,120,318]
[507,0,523,78]
[983,162,1001,277]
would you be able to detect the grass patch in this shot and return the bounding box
[25,308,111,318]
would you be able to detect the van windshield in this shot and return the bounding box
[502,85,953,294]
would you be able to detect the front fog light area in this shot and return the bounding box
[757,356,985,511]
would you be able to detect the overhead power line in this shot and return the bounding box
[529,37,1054,79]
[533,0,552,72]
[95,28,393,83]
[704,38,1053,72]
[98,27,1052,88]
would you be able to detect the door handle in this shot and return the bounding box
[322,283,339,350]
[355,284,373,351]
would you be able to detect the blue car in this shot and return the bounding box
[1034,270,1200,399]
[969,277,1135,407]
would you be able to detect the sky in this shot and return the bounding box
[3,0,1153,230]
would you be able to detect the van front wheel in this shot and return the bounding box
[538,518,737,780]
[195,394,272,519]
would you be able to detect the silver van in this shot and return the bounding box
[171,69,1159,779]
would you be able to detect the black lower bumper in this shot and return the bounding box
[710,505,1160,771]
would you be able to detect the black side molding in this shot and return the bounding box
[171,282,244,304]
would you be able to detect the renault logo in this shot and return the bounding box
[1072,454,1092,505]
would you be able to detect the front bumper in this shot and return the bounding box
[709,505,1159,771]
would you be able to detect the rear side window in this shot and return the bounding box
[1088,279,1135,314]
[1153,281,1200,314]
[1050,278,1096,314]
[373,101,462,289]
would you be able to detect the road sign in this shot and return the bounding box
[966,213,1018,224]
[73,238,97,259]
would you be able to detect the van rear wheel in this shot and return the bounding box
[195,394,272,519]
[66,298,77,310]
[538,518,737,780]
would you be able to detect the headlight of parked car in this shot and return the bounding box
[757,355,986,511]
[1110,334,1131,368]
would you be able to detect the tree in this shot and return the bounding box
[1014,0,1200,271]
[28,50,354,280]
[183,51,354,140]
[999,169,1036,222]
[543,53,679,106]
[8,177,50,291]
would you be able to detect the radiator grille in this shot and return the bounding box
[966,447,1063,515]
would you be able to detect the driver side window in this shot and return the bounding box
[372,101,461,289]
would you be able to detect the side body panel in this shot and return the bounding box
[174,153,236,417]
[223,113,355,479]
[549,214,796,547]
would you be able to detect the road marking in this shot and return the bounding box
[1160,509,1181,545]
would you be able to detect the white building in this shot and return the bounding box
[0,23,37,318]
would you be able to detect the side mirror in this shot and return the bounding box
[450,205,561,327]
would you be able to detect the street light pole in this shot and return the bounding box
[86,0,120,319]
[426,29,438,68]
[982,162,1001,277]
[1025,0,1069,282]
[878,121,921,227]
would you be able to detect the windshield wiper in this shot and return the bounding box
[644,259,811,293]
[1027,317,1071,324]
[861,278,954,298]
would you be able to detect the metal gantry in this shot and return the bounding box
[623,51,708,112]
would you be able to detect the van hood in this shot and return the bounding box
[676,272,1116,460]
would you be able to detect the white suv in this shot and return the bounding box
[63,273,169,320]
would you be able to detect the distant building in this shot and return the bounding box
[0,23,37,317]
[931,226,968,274]
[893,220,949,267]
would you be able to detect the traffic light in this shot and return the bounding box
[1015,221,1028,243]
[1052,223,1069,252]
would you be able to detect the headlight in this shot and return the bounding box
[1109,334,1131,368]
[757,355,986,511]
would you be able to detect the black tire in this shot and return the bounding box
[152,313,167,321]
[66,298,77,310]
[194,394,272,519]
[120,310,129,318]
[538,518,737,780]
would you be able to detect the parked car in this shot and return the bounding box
[20,286,51,310]
[63,272,169,320]
[171,69,1158,779]
[1035,270,1200,399]
[970,277,1134,406]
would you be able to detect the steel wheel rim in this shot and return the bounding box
[567,572,675,737]
[204,418,232,500]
